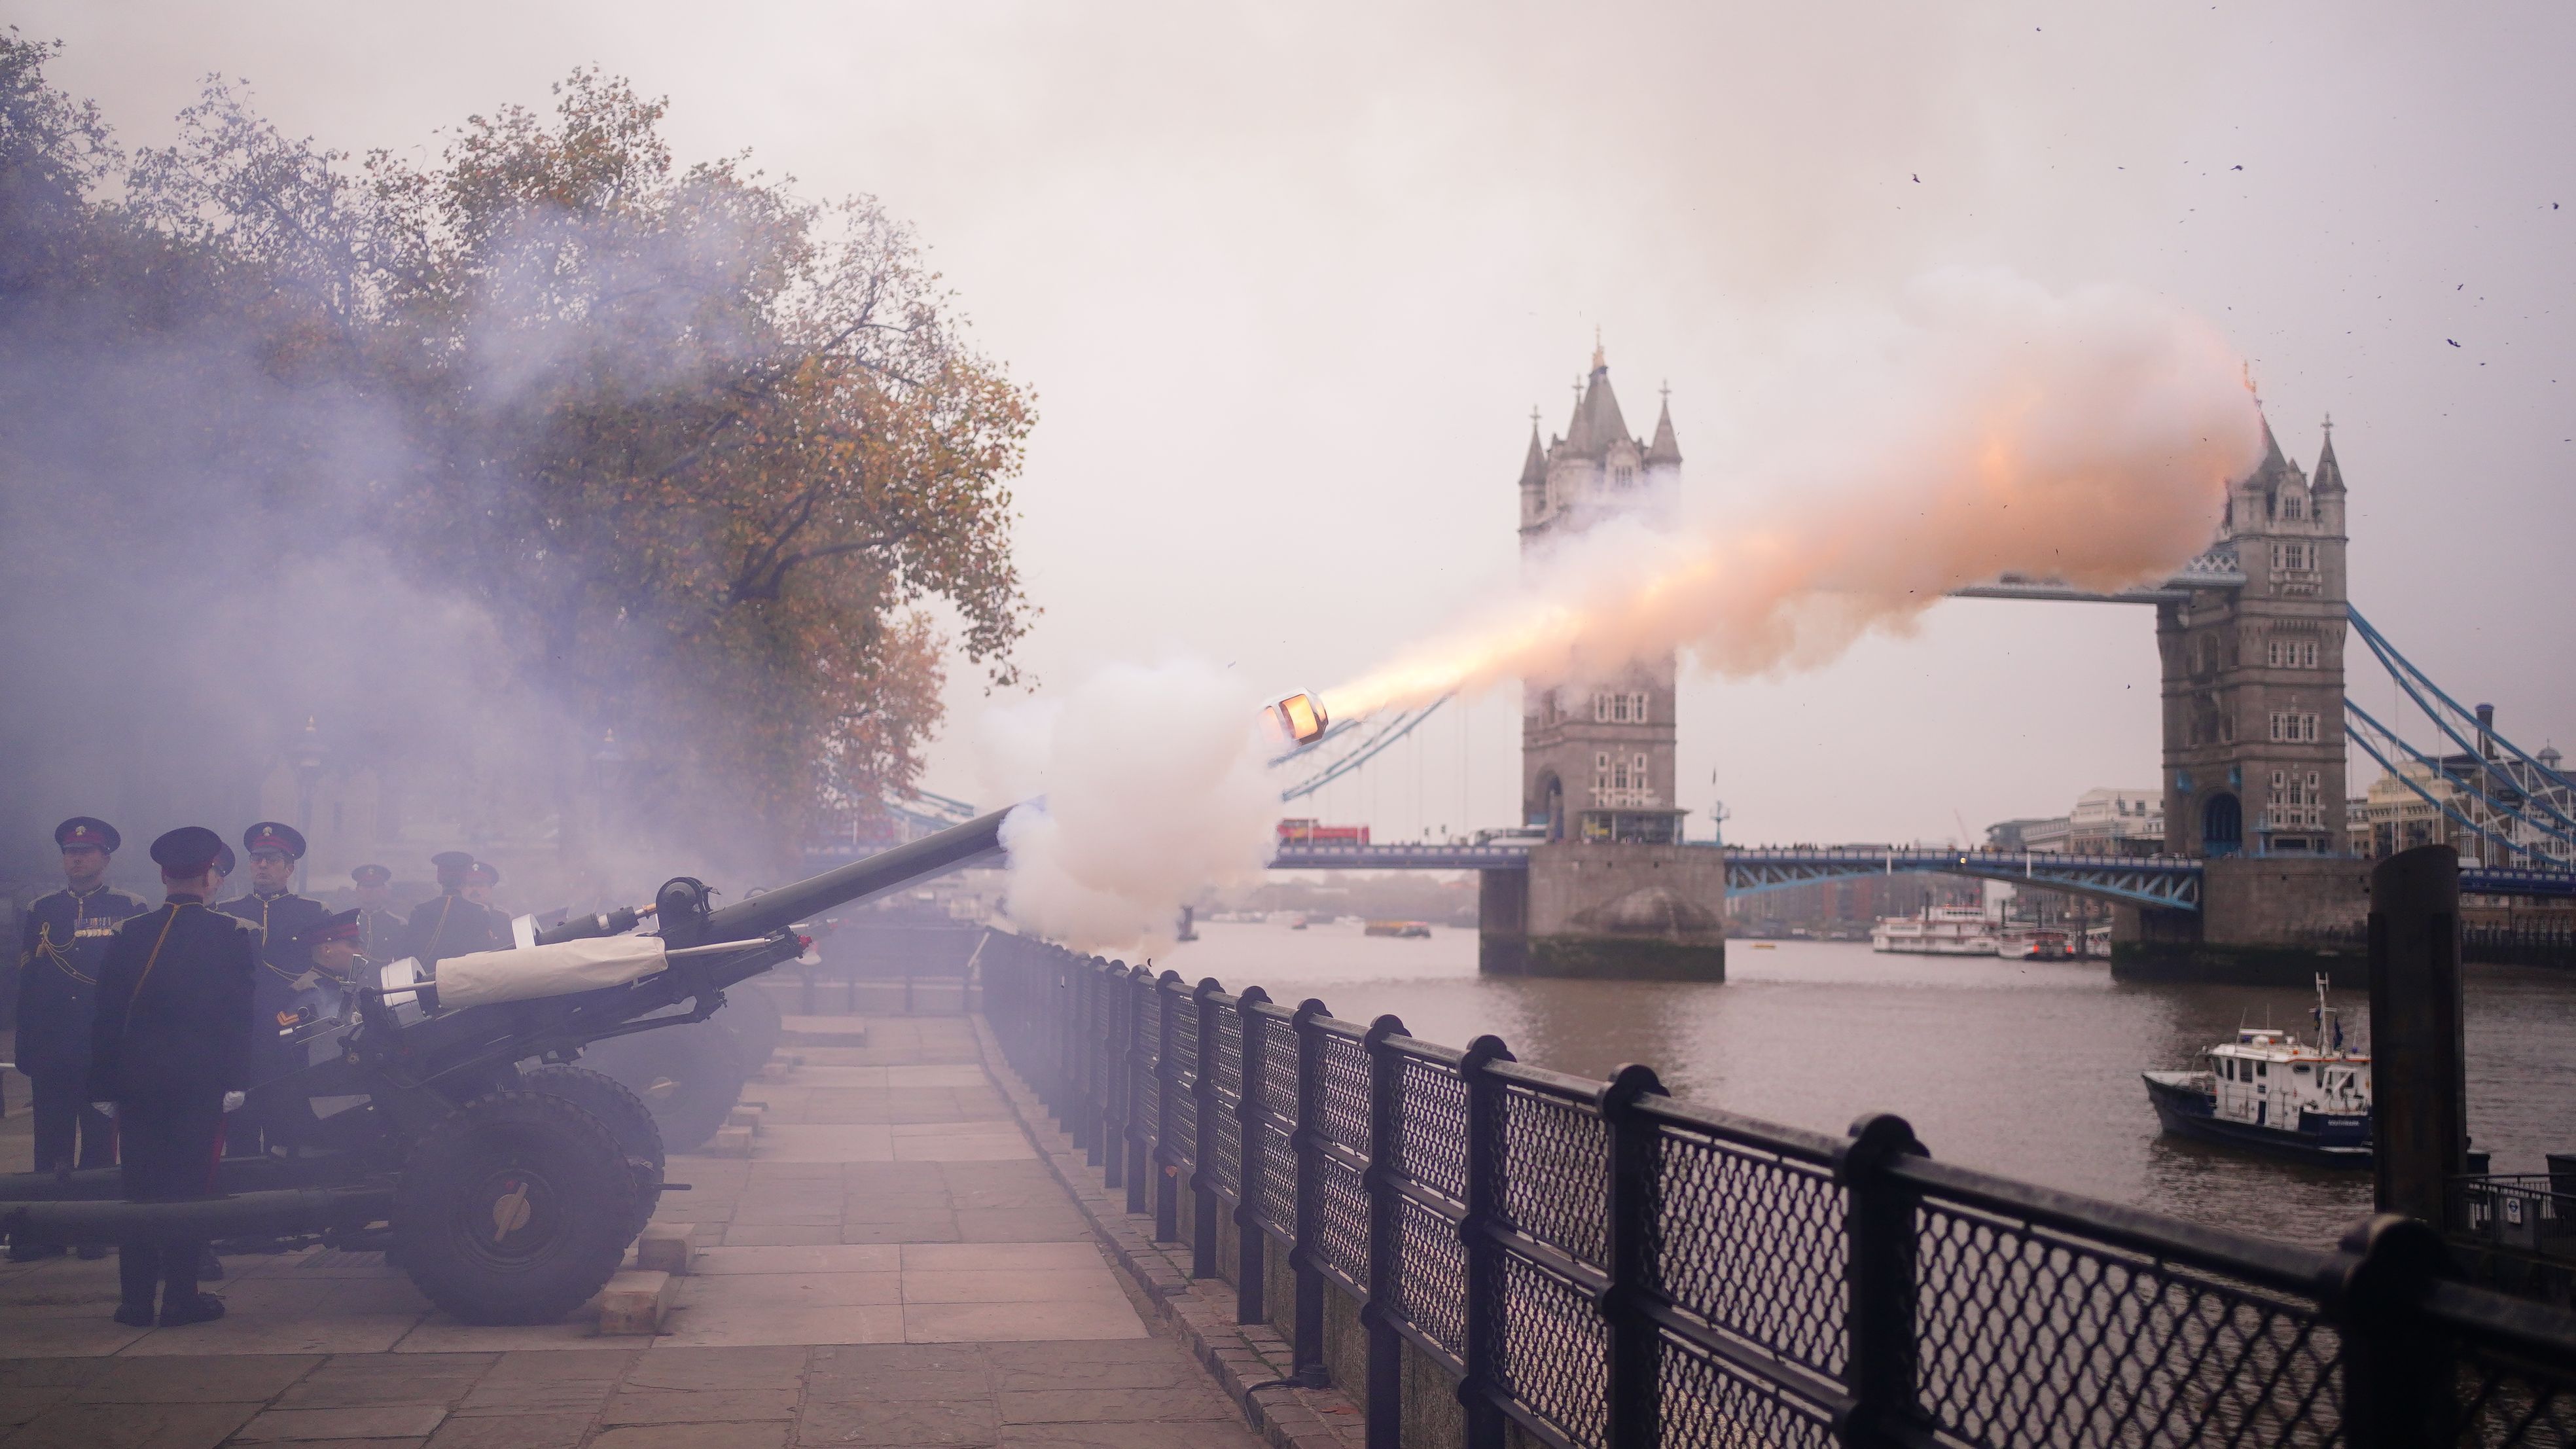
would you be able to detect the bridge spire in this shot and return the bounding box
[2312,412,2346,495]
[1646,385,1682,467]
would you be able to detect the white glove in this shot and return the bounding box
[221,1090,247,1113]
[90,1101,116,1118]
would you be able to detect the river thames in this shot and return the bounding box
[1154,921,2576,1248]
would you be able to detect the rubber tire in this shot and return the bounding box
[522,1064,665,1242]
[726,980,785,1067]
[391,1090,637,1326]
[587,1022,745,1154]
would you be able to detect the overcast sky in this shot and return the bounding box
[28,0,2573,846]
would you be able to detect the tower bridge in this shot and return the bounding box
[1265,353,2576,982]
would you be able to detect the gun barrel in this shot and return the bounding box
[693,808,1011,944]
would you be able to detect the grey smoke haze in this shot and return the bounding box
[0,77,863,903]
[18,1,2575,850]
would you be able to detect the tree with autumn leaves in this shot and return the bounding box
[1,38,1029,878]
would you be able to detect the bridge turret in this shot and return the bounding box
[2158,406,2350,861]
[1518,342,1685,848]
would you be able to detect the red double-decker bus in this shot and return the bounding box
[1277,818,1370,846]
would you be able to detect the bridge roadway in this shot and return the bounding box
[1266,841,2576,910]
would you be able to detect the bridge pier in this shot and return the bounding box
[1478,843,1726,981]
[2111,855,2372,985]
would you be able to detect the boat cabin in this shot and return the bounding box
[2203,1028,2371,1131]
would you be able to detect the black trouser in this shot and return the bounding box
[29,1072,115,1173]
[115,1095,224,1310]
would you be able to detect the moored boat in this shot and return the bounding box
[2141,975,2372,1167]
[1993,927,2076,961]
[1364,920,1432,939]
[1870,905,1999,956]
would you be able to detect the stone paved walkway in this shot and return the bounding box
[0,1012,1268,1448]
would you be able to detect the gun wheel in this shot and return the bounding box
[522,1064,666,1242]
[392,1090,636,1325]
[588,1022,746,1153]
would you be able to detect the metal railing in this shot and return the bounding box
[980,931,2576,1449]
[2452,1176,2576,1262]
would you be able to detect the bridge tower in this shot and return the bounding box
[2158,412,2350,858]
[1518,342,1688,846]
[1483,343,1727,980]
[2132,410,2369,978]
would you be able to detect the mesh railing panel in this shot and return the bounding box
[1206,1011,1243,1199]
[1914,1198,2344,1449]
[1169,991,1200,1082]
[1255,1118,1297,1240]
[1660,1332,1838,1449]
[1651,1127,1848,1379]
[1494,1249,1611,1448]
[1315,1033,1371,1157]
[1387,1190,1469,1365]
[2454,1330,2576,1448]
[1167,1089,1198,1170]
[1213,1009,1243,1103]
[1258,1014,1298,1116]
[1206,1096,1242,1200]
[1499,1086,1610,1268]
[1314,1150,1370,1294]
[1393,1056,1469,1202]
[1131,1059,1158,1139]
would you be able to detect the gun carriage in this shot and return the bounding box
[0,810,1007,1325]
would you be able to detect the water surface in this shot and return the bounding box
[1153,921,2576,1247]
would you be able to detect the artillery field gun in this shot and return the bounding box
[0,690,1330,1325]
[0,810,1008,1325]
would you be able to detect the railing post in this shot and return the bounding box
[1079,963,1103,1167]
[1836,1112,1927,1449]
[1191,978,1224,1279]
[1055,959,1078,1137]
[1291,997,1331,1387]
[2327,1213,2456,1449]
[1360,1015,1410,1449]
[1154,970,1182,1244]
[1103,963,1129,1193]
[1600,1064,1670,1449]
[1128,964,1149,1211]
[1457,1033,1515,1449]
[1234,986,1270,1325]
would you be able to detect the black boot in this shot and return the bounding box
[113,1300,156,1327]
[158,1293,225,1327]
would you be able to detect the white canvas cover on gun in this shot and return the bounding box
[435,937,670,1009]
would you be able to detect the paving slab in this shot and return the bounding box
[0,1399,263,1449]
[230,1404,450,1440]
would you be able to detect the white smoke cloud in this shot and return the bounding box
[979,658,1281,953]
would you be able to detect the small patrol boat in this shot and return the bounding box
[2141,974,2372,1168]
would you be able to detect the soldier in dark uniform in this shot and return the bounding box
[349,865,407,963]
[88,827,257,1327]
[10,818,149,1261]
[399,851,503,966]
[463,859,518,946]
[262,908,369,1153]
[214,824,328,1162]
